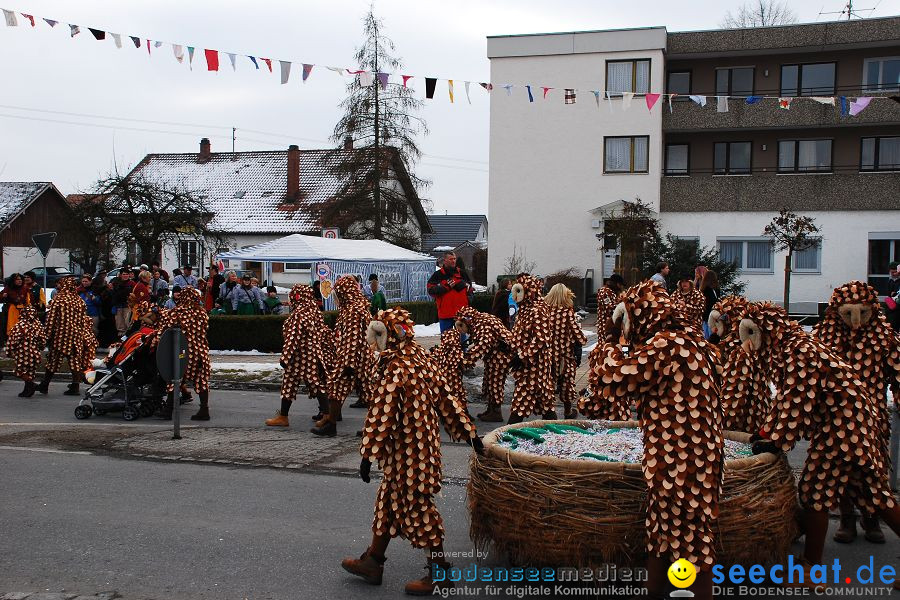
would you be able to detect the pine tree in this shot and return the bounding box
[317,6,429,250]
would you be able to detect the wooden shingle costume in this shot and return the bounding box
[266,284,335,428]
[7,304,46,397]
[544,284,587,420]
[578,280,723,598]
[428,328,467,412]
[811,281,900,544]
[341,307,481,596]
[507,273,554,424]
[312,275,374,437]
[739,302,900,571]
[454,305,512,423]
[37,277,90,396]
[672,282,705,330]
[708,296,772,433]
[156,288,212,421]
[595,285,620,341]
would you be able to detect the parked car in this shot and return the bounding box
[28,266,74,287]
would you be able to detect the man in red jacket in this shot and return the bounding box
[427,252,471,333]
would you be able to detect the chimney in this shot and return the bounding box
[286,144,300,201]
[198,137,211,164]
[343,136,353,150]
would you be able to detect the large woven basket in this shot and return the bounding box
[468,420,799,568]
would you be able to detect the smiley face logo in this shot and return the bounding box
[667,558,697,588]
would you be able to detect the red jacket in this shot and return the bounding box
[427,266,470,320]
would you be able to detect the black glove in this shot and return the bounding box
[496,339,511,354]
[279,360,286,369]
[572,342,583,367]
[453,281,468,292]
[469,436,485,455]
[748,432,764,443]
[342,366,355,379]
[708,332,721,345]
[751,440,780,455]
[359,458,371,483]
[510,354,523,371]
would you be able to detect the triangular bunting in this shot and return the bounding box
[303,64,314,81]
[717,96,729,113]
[425,77,436,99]
[89,28,105,41]
[111,33,122,48]
[130,36,141,48]
[526,85,534,102]
[849,96,872,116]
[542,86,552,99]
[21,13,34,27]
[778,97,793,110]
[449,80,455,103]
[228,53,237,70]
[261,58,272,72]
[2,10,17,26]
[745,96,762,104]
[205,49,219,71]
[376,72,389,89]
[402,75,413,88]
[465,81,472,104]
[645,93,660,111]
[70,24,80,37]
[479,82,493,93]
[280,60,291,84]
[43,19,58,27]
[173,44,184,63]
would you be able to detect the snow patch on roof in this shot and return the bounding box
[217,234,435,263]
[0,182,49,226]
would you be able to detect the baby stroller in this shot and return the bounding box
[75,318,166,421]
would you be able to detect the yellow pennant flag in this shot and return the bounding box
[449,79,454,103]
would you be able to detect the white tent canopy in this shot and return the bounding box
[217,234,436,263]
[217,234,436,309]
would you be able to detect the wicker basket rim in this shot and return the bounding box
[484,419,773,473]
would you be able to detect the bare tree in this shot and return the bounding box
[314,5,430,250]
[721,0,797,28]
[502,244,536,276]
[78,169,229,268]
[601,198,659,286]
[763,209,821,311]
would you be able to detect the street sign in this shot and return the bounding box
[32,232,57,258]
[156,326,188,440]
[321,227,339,239]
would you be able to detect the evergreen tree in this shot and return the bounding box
[316,6,429,250]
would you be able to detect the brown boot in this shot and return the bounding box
[833,514,857,544]
[478,405,504,423]
[405,562,452,596]
[18,380,36,398]
[311,415,337,437]
[35,371,54,395]
[190,391,210,421]
[265,411,289,427]
[341,550,385,585]
[861,515,885,544]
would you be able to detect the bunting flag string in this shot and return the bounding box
[0,4,894,115]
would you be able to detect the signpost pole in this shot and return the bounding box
[172,327,182,440]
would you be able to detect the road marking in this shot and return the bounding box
[0,445,92,455]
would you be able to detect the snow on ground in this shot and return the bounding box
[210,349,276,356]
[414,323,442,337]
[213,362,282,373]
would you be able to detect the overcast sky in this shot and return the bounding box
[0,0,897,216]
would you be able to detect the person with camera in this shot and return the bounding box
[427,251,471,333]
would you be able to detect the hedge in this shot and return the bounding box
[207,294,497,352]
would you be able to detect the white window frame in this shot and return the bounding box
[604,136,650,174]
[124,241,140,266]
[863,56,900,92]
[178,240,200,268]
[283,262,312,273]
[791,239,822,274]
[605,59,651,95]
[717,237,774,274]
[377,271,402,302]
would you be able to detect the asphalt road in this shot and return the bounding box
[1,380,899,599]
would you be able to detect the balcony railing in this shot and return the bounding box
[663,95,900,131]
[660,171,900,211]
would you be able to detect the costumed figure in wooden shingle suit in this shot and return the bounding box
[739,302,900,586]
[543,283,587,419]
[595,274,624,341]
[7,304,46,397]
[578,280,723,600]
[155,288,212,421]
[266,284,335,427]
[671,278,705,331]
[506,273,554,424]
[811,280,900,546]
[36,277,90,396]
[454,305,512,423]
[341,307,483,596]
[707,295,772,434]
[311,275,373,437]
[428,328,467,413]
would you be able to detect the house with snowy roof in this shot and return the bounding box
[0,182,87,279]
[123,138,432,279]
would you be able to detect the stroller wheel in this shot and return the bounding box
[139,403,154,418]
[74,405,93,420]
[123,406,139,421]
[94,408,106,416]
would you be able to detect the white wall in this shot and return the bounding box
[487,46,664,288]
[661,210,897,304]
[2,246,72,277]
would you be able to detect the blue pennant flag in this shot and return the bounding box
[839,96,849,117]
[745,96,762,104]
[526,85,534,102]
[248,56,259,69]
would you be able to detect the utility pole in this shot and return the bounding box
[232,127,236,154]
[372,13,382,240]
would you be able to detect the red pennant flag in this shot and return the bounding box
[261,58,272,72]
[21,13,35,27]
[146,39,151,55]
[402,75,414,88]
[645,93,661,111]
[542,86,552,99]
[205,49,219,71]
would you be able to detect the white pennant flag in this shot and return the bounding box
[359,71,374,87]
[811,97,836,105]
[622,92,635,110]
[111,33,122,48]
[717,96,729,113]
[605,91,614,113]
[464,81,472,104]
[228,53,236,70]
[668,94,675,113]
[592,91,601,108]
[154,41,163,48]
[173,44,184,63]
[326,66,346,77]
[3,10,18,26]
[280,61,291,84]
[689,95,707,107]
[70,24,80,37]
